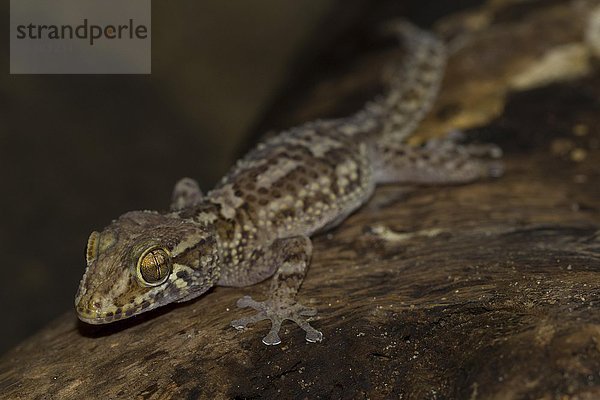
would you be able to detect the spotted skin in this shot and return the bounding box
[75,22,502,345]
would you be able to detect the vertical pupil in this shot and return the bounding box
[140,249,170,283]
[152,252,161,278]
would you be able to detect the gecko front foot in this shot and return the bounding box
[231,295,323,345]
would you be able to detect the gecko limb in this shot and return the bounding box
[230,236,323,345]
[373,133,503,184]
[170,177,204,211]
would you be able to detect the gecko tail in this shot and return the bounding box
[354,20,447,143]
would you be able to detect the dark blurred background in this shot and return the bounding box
[0,0,482,355]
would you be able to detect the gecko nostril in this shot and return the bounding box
[89,299,102,310]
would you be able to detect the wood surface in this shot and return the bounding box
[2,1,600,398]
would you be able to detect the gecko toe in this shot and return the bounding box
[236,295,264,310]
[262,330,282,346]
[293,315,323,343]
[488,160,504,178]
[262,318,283,345]
[230,312,269,330]
[447,129,466,142]
[460,143,503,159]
[231,295,322,345]
[305,328,324,343]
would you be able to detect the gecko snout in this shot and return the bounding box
[87,297,105,312]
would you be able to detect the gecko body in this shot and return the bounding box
[75,22,502,345]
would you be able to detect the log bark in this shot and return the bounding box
[2,1,600,399]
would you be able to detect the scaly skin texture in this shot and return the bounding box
[75,22,502,345]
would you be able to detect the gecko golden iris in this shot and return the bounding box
[136,246,172,286]
[75,22,502,345]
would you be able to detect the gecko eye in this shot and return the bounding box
[136,247,173,286]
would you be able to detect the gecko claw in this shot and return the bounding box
[231,295,323,345]
[263,322,283,346]
[235,295,263,309]
[304,327,324,343]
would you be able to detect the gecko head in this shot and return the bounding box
[75,210,221,324]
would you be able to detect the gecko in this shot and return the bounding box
[75,21,502,346]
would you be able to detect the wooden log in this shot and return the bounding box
[2,1,600,398]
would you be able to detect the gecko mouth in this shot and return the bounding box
[76,301,151,324]
[76,307,128,324]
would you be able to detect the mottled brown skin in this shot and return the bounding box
[75,22,502,345]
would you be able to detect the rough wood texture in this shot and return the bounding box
[2,1,600,398]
